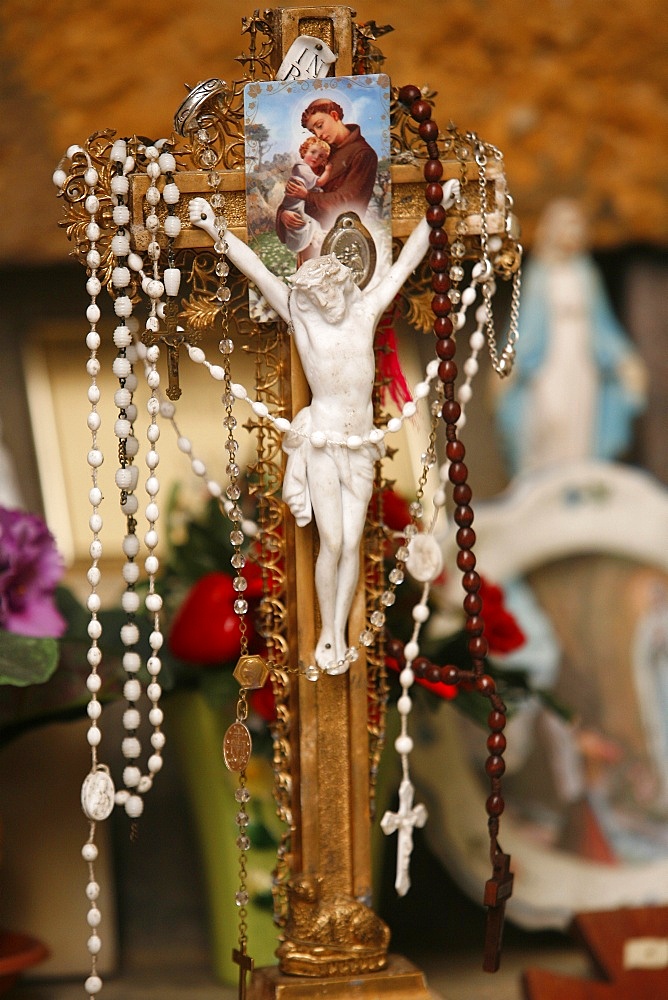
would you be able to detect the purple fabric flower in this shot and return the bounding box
[0,507,66,638]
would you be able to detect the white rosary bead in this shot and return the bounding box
[148,754,163,774]
[124,678,141,702]
[85,974,103,996]
[111,174,129,196]
[122,562,140,585]
[121,534,140,561]
[145,186,161,206]
[395,734,414,756]
[87,701,102,721]
[120,622,140,646]
[162,182,180,204]
[87,411,101,432]
[138,776,153,793]
[145,554,159,575]
[397,694,413,716]
[147,682,162,702]
[81,842,98,863]
[151,731,166,751]
[86,358,101,378]
[87,934,101,956]
[121,591,140,614]
[123,765,141,787]
[86,908,102,929]
[148,707,163,726]
[163,216,181,238]
[145,592,163,613]
[399,667,414,688]
[86,304,101,325]
[125,795,144,818]
[87,726,101,747]
[87,565,101,586]
[122,737,141,759]
[123,651,141,673]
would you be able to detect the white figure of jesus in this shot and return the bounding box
[189,179,459,672]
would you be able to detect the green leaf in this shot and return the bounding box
[0,632,59,687]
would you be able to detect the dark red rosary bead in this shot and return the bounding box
[488,710,507,732]
[429,249,450,276]
[452,482,472,505]
[419,119,439,142]
[412,656,429,677]
[456,526,476,549]
[438,359,457,383]
[464,592,483,616]
[426,204,446,229]
[387,637,405,663]
[475,673,496,695]
[457,549,477,573]
[448,461,468,484]
[398,84,421,106]
[441,664,460,685]
[431,271,451,294]
[433,315,454,338]
[465,613,483,635]
[487,732,507,755]
[485,755,506,778]
[426,664,442,684]
[462,569,480,592]
[411,99,432,121]
[454,505,474,527]
[486,794,505,818]
[441,399,462,424]
[429,227,449,248]
[425,182,443,205]
[468,634,489,659]
[446,439,465,462]
[431,294,452,317]
[424,158,443,182]
[435,338,456,361]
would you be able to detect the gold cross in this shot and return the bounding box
[233,942,254,1000]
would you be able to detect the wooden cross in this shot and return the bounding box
[482,850,513,973]
[380,777,428,897]
[523,906,668,999]
[233,942,254,1000]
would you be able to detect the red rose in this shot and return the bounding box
[479,577,525,655]
[169,564,264,664]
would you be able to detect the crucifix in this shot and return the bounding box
[233,943,255,1000]
[380,777,428,896]
[54,6,522,1000]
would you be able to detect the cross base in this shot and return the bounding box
[248,954,441,998]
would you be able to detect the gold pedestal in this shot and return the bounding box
[248,954,438,999]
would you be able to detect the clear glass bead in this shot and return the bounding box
[389,568,405,585]
[452,240,466,258]
[380,590,396,607]
[216,260,230,278]
[450,264,465,282]
[396,545,410,562]
[225,438,239,454]
[404,523,418,538]
[233,575,247,592]
[236,833,251,851]
[370,610,386,628]
[226,484,241,501]
[305,664,320,682]
[231,552,246,569]
[229,505,242,522]
[219,338,234,355]
[448,288,462,305]
[409,501,423,519]
[216,286,232,303]
[226,462,240,478]
[235,786,250,803]
[201,148,217,168]
[224,414,237,429]
[344,646,359,662]
[235,810,249,827]
[431,399,443,417]
[230,529,244,546]
[234,598,248,615]
[359,629,374,647]
[235,890,249,906]
[222,391,235,407]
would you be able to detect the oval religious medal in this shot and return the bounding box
[81,766,116,822]
[223,721,252,772]
[321,211,377,289]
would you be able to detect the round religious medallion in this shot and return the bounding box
[321,211,377,289]
[81,766,116,822]
[223,721,252,772]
